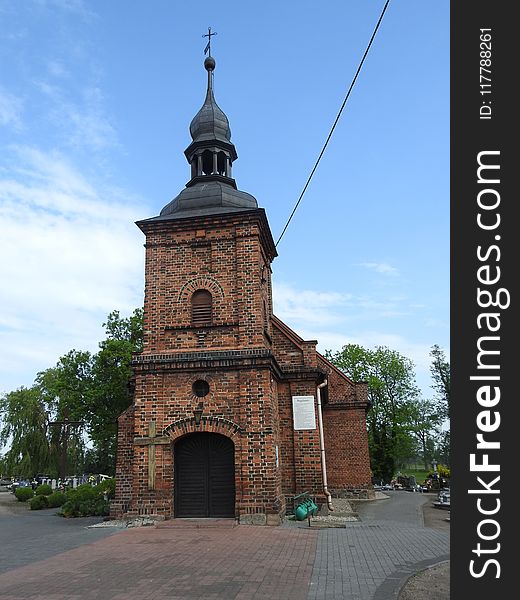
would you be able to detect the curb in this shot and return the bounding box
[373,555,450,600]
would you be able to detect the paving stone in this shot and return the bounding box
[0,490,448,599]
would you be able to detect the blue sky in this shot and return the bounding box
[0,0,449,397]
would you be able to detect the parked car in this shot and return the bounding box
[34,474,52,485]
[0,477,12,487]
[9,480,31,493]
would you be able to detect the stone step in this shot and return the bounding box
[155,518,238,529]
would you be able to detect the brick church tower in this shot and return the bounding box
[111,55,373,524]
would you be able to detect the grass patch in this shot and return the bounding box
[395,469,430,484]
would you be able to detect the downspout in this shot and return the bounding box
[317,380,334,511]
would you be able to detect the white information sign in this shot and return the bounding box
[292,395,316,430]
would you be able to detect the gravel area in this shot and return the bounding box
[88,517,156,528]
[399,561,450,600]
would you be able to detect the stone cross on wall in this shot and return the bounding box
[134,421,170,490]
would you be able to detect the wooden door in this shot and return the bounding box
[175,433,235,518]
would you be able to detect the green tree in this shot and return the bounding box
[407,398,442,470]
[325,344,420,482]
[0,386,51,477]
[102,309,144,352]
[1,309,143,478]
[436,430,451,467]
[37,350,93,421]
[36,350,92,479]
[430,344,450,419]
[85,309,143,473]
[429,344,450,466]
[0,454,7,476]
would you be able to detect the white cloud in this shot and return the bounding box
[0,145,149,394]
[296,327,435,397]
[357,261,399,275]
[273,282,412,326]
[36,81,118,151]
[33,0,95,19]
[272,281,438,396]
[355,295,410,318]
[0,88,24,131]
[273,282,353,327]
[424,316,448,329]
[47,60,69,78]
[65,104,118,151]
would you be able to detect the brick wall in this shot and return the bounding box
[113,206,373,521]
[138,210,276,355]
[323,407,373,493]
[110,404,135,518]
[113,209,288,523]
[316,355,373,498]
[117,364,286,521]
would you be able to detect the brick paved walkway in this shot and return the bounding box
[0,493,449,599]
[0,525,318,600]
[309,523,449,600]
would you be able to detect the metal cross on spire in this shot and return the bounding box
[203,27,217,56]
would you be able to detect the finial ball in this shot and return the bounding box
[204,56,216,71]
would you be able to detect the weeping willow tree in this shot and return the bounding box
[37,350,91,479]
[0,386,51,478]
[0,384,86,479]
[1,309,144,478]
[0,350,91,479]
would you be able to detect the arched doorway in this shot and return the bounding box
[174,432,235,518]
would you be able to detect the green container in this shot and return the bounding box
[307,499,318,516]
[294,498,318,521]
[294,503,309,521]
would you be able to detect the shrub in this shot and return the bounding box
[66,483,98,502]
[437,465,451,479]
[426,465,451,480]
[59,484,109,518]
[29,494,49,510]
[15,487,34,502]
[94,477,115,499]
[35,484,53,496]
[60,498,109,518]
[47,491,66,508]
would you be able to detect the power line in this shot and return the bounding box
[275,0,391,247]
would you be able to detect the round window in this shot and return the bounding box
[192,380,210,397]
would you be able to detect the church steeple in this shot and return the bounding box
[189,56,232,145]
[158,55,257,219]
[185,56,237,182]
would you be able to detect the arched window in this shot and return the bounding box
[217,151,227,176]
[191,290,212,326]
[202,150,213,175]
